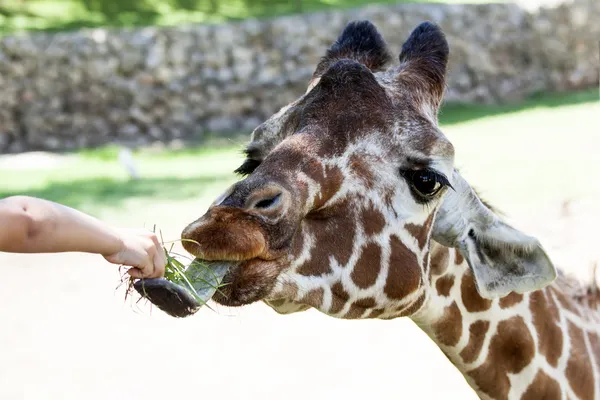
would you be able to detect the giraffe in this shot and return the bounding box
[180,20,600,399]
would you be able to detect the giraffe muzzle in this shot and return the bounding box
[180,206,269,261]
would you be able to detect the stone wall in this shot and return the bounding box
[0,0,598,153]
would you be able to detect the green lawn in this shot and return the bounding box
[0,0,496,35]
[0,89,598,225]
[441,89,599,212]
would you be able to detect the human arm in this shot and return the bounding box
[0,196,166,278]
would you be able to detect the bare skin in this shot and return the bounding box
[0,196,166,279]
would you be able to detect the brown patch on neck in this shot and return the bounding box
[329,281,349,314]
[530,290,563,367]
[467,316,535,400]
[435,275,454,297]
[360,206,386,236]
[460,320,490,363]
[396,292,426,317]
[521,370,562,400]
[354,297,377,308]
[551,286,581,315]
[588,332,600,378]
[367,309,385,319]
[351,242,382,289]
[432,302,462,347]
[430,246,450,277]
[384,235,421,300]
[566,321,594,400]
[499,292,523,309]
[461,271,492,313]
[404,212,434,250]
[345,297,377,319]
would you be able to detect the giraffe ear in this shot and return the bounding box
[310,20,391,88]
[432,171,557,299]
[395,21,449,114]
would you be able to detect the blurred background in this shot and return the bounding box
[0,0,598,399]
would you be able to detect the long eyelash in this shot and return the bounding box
[234,159,261,176]
[433,171,453,191]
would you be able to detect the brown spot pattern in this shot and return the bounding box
[345,298,377,319]
[432,302,462,347]
[351,242,382,289]
[404,213,434,250]
[329,281,349,314]
[384,235,421,299]
[551,287,580,315]
[430,246,450,276]
[436,275,454,297]
[546,291,560,318]
[297,212,356,276]
[353,297,377,308]
[397,292,426,317]
[521,370,562,400]
[468,316,535,400]
[588,332,600,377]
[367,309,385,319]
[530,291,563,367]
[300,287,325,308]
[290,226,306,259]
[349,153,374,188]
[454,249,464,265]
[345,304,367,319]
[566,321,594,400]
[309,164,345,209]
[460,320,490,363]
[499,292,523,309]
[286,281,299,299]
[360,207,386,236]
[461,272,492,313]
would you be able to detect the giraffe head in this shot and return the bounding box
[181,21,556,318]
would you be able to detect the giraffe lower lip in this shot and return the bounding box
[210,259,281,307]
[134,260,236,317]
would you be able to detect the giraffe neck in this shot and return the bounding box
[411,242,600,400]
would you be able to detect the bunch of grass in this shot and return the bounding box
[122,235,228,309]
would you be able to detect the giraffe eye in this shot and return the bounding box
[402,169,449,200]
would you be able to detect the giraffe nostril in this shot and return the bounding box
[252,193,282,210]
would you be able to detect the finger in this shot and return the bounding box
[152,250,167,278]
[148,232,161,247]
[127,268,144,279]
[140,257,156,278]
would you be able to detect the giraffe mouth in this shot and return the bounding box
[209,258,283,307]
[180,205,291,307]
[133,257,280,316]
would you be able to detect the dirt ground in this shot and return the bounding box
[0,191,597,400]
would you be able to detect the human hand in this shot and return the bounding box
[103,229,167,279]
